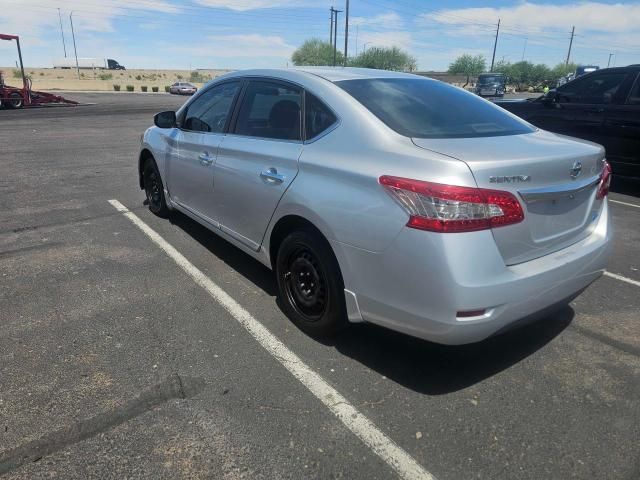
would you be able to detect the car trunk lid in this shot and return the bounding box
[412,131,606,265]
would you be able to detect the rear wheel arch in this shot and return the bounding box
[269,215,333,269]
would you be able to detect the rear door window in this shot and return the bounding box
[336,77,533,138]
[233,80,302,141]
[182,81,239,133]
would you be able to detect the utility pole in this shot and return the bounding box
[69,11,80,79]
[343,0,350,66]
[521,37,527,61]
[565,26,575,66]
[58,8,67,57]
[607,53,614,67]
[490,18,500,71]
[329,7,334,45]
[333,8,341,66]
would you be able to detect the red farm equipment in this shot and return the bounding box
[0,34,78,109]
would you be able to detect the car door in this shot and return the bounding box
[168,81,241,224]
[540,71,630,146]
[212,78,303,250]
[602,73,640,177]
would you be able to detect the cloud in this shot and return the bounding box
[173,34,296,59]
[351,12,403,29]
[0,0,180,37]
[424,2,640,34]
[193,0,319,11]
[357,31,413,51]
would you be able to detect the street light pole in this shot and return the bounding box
[69,11,80,79]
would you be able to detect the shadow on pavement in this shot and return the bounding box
[324,307,573,395]
[166,209,574,396]
[167,211,277,296]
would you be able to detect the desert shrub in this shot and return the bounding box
[39,72,44,76]
[165,85,170,92]
[113,84,121,91]
[99,73,113,80]
[141,85,148,92]
[135,75,142,80]
[176,74,183,80]
[80,72,85,79]
[152,86,159,92]
[126,85,134,92]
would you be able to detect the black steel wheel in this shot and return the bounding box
[276,229,347,336]
[5,92,23,109]
[143,158,169,217]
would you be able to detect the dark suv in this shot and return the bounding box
[474,73,506,97]
[497,65,640,178]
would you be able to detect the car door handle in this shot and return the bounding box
[260,168,285,184]
[198,152,215,166]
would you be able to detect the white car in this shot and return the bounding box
[169,82,197,95]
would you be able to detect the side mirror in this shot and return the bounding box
[154,111,176,129]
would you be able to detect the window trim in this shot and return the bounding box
[228,77,305,143]
[178,79,242,134]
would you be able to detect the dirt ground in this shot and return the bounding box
[0,67,231,92]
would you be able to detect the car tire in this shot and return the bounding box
[143,158,170,218]
[5,92,23,109]
[276,229,347,337]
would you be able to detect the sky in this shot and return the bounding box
[1,0,639,71]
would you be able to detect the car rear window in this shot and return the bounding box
[336,78,534,139]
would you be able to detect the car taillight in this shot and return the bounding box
[596,160,612,200]
[379,175,524,233]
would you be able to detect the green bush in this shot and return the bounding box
[113,84,121,91]
[126,85,134,92]
[165,85,170,93]
[176,74,183,80]
[12,69,21,78]
[135,75,142,80]
[39,72,44,76]
[152,86,159,92]
[141,85,148,92]
[99,73,113,80]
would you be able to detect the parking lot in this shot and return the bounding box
[1,93,639,479]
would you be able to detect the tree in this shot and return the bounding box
[292,38,344,66]
[551,62,577,80]
[349,46,417,72]
[448,54,486,87]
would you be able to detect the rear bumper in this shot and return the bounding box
[334,200,612,345]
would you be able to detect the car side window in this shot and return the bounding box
[557,73,627,104]
[626,75,640,105]
[234,80,302,141]
[183,81,239,133]
[305,92,337,140]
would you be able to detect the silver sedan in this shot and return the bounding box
[169,82,197,95]
[138,67,612,345]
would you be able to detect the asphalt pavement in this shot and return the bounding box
[1,92,639,480]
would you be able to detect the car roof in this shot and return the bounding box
[218,67,421,84]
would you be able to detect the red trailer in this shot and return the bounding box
[0,33,78,108]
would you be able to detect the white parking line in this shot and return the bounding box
[108,199,435,480]
[604,271,640,288]
[609,199,640,209]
